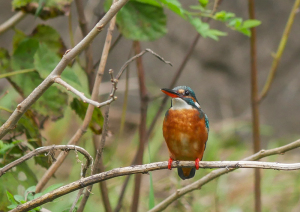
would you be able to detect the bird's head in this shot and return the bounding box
[161,86,200,109]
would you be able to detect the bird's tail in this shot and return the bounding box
[177,167,195,180]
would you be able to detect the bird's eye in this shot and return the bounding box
[184,90,190,96]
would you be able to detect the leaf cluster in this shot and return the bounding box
[6,184,63,211]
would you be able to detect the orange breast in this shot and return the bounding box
[163,109,208,161]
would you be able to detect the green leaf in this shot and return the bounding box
[12,29,27,51]
[1,164,37,211]
[198,0,209,7]
[242,19,261,29]
[116,1,167,41]
[159,0,185,18]
[31,24,66,56]
[14,195,25,203]
[0,48,10,71]
[70,98,104,134]
[34,43,87,97]
[7,204,18,209]
[237,28,251,36]
[6,191,17,204]
[11,38,39,70]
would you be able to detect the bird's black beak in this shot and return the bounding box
[161,88,180,98]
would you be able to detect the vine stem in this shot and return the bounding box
[258,0,300,102]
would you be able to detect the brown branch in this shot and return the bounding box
[54,77,109,108]
[131,41,149,212]
[0,0,130,139]
[258,0,300,102]
[0,145,93,178]
[74,0,94,92]
[0,11,26,35]
[98,157,113,212]
[248,1,261,211]
[9,137,300,212]
[77,105,112,211]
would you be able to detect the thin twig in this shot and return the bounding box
[0,145,93,177]
[149,138,300,212]
[98,157,113,212]
[0,69,36,79]
[74,0,94,92]
[131,41,149,212]
[77,105,111,211]
[0,0,130,139]
[10,137,300,212]
[258,0,300,102]
[0,11,26,35]
[248,1,261,211]
[54,77,108,108]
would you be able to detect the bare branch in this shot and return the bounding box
[0,11,26,35]
[0,145,93,178]
[0,0,130,139]
[10,144,300,212]
[149,138,300,212]
[74,0,94,91]
[54,77,104,107]
[258,0,300,102]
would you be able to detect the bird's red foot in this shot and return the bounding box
[168,158,173,170]
[195,158,200,170]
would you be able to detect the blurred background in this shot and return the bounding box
[0,0,300,211]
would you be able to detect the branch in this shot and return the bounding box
[0,145,93,178]
[74,0,94,92]
[54,77,111,108]
[248,0,261,211]
[10,150,300,211]
[0,11,26,35]
[131,41,149,212]
[149,138,300,212]
[258,0,300,102]
[0,0,130,139]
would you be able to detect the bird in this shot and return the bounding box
[161,86,209,180]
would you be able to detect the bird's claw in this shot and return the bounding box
[195,158,200,170]
[168,158,173,170]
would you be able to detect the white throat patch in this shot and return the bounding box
[171,98,193,110]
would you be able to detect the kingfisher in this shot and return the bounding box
[161,86,209,180]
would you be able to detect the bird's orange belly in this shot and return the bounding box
[163,109,208,161]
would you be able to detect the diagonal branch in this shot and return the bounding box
[9,136,300,212]
[258,0,300,102]
[0,0,130,139]
[0,11,26,35]
[54,77,104,107]
[74,0,94,92]
[0,145,93,178]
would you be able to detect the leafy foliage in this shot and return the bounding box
[70,98,104,134]
[6,184,63,211]
[214,11,261,36]
[106,0,167,41]
[12,0,73,20]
